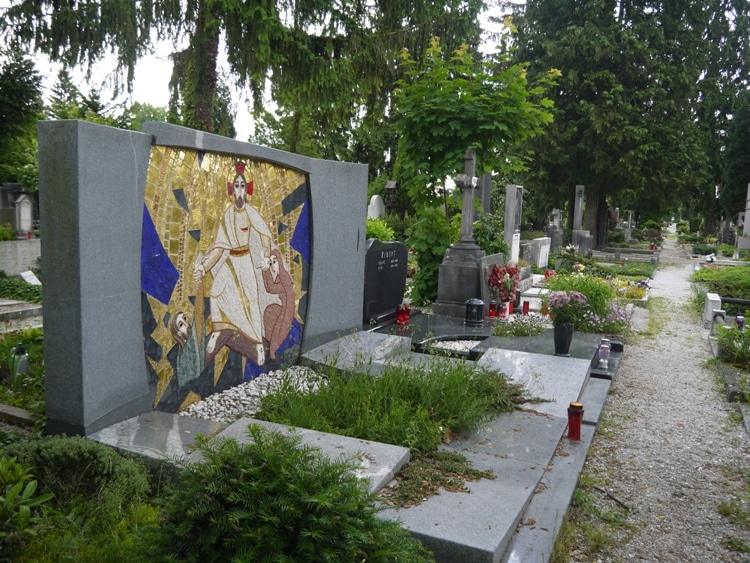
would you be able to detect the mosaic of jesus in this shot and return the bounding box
[140,148,311,413]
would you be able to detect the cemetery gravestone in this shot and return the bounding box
[38,119,368,435]
[573,185,585,231]
[363,239,408,324]
[15,194,33,234]
[531,237,551,269]
[368,195,386,218]
[433,150,486,317]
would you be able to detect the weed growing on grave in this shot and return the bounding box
[143,425,435,562]
[259,359,527,454]
[378,450,494,508]
[715,325,750,375]
[257,359,528,505]
[0,327,45,421]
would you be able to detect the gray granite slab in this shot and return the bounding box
[478,349,591,419]
[579,376,612,425]
[216,417,410,493]
[381,452,545,563]
[447,410,567,466]
[503,424,596,563]
[89,411,227,461]
[302,331,411,372]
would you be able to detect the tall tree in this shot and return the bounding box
[2,0,484,146]
[721,89,750,216]
[0,49,42,145]
[510,0,721,242]
[0,49,43,190]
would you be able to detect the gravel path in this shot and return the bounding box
[572,231,750,562]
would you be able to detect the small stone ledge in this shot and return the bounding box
[0,403,41,427]
[717,363,750,403]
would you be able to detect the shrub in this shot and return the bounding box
[474,210,509,256]
[692,243,717,256]
[406,206,456,305]
[640,219,661,231]
[145,425,435,562]
[716,325,750,369]
[608,230,626,244]
[692,265,750,300]
[0,456,52,559]
[0,225,14,242]
[0,278,42,304]
[2,436,151,511]
[543,274,631,333]
[544,274,613,317]
[366,217,396,241]
[383,213,415,242]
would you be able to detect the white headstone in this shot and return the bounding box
[367,195,386,219]
[531,237,551,269]
[510,232,521,263]
[15,194,32,233]
[20,270,41,285]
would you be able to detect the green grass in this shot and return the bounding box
[258,359,528,454]
[257,359,529,506]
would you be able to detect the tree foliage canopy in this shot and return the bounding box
[393,35,558,208]
[0,49,43,190]
[510,0,748,234]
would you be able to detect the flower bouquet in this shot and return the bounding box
[487,264,519,303]
[545,290,588,326]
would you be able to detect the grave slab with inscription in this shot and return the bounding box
[363,239,408,324]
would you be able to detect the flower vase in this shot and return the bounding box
[553,322,574,357]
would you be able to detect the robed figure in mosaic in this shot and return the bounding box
[143,147,310,413]
[194,161,287,367]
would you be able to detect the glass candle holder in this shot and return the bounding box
[598,342,611,369]
[568,402,584,441]
[488,301,497,318]
[396,304,411,326]
[522,301,530,315]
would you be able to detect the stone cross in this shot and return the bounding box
[744,183,750,238]
[455,150,478,244]
[551,208,561,229]
[573,185,585,230]
[504,184,523,262]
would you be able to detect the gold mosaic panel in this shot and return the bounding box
[143,146,309,410]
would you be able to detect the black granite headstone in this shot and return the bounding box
[363,239,408,324]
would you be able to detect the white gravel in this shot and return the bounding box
[571,232,750,561]
[179,365,322,423]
